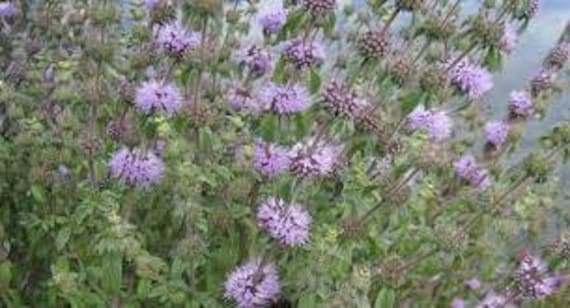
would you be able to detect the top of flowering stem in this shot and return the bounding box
[144,0,162,11]
[259,82,311,114]
[283,39,325,70]
[236,45,272,77]
[465,278,481,290]
[508,90,533,117]
[257,197,311,246]
[302,0,337,17]
[476,292,511,308]
[290,137,344,178]
[108,147,165,189]
[515,254,558,299]
[484,121,510,148]
[407,107,453,142]
[224,259,281,308]
[253,140,291,179]
[134,80,183,116]
[451,298,466,308]
[530,68,556,97]
[156,22,200,57]
[259,8,287,35]
[499,22,518,53]
[0,1,16,18]
[454,154,491,190]
[447,58,494,100]
[545,42,569,69]
[226,86,262,113]
[321,80,370,119]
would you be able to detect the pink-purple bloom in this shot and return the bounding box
[476,292,510,308]
[290,137,344,177]
[259,83,311,114]
[466,278,482,290]
[508,90,533,117]
[302,0,337,16]
[499,23,518,53]
[156,22,200,57]
[134,80,183,116]
[0,1,16,18]
[253,140,291,179]
[515,255,558,299]
[259,9,287,35]
[108,148,165,189]
[257,197,311,246]
[283,39,325,69]
[484,121,510,148]
[448,58,493,100]
[454,155,491,190]
[321,80,370,119]
[224,259,281,308]
[227,87,261,113]
[237,45,272,76]
[144,0,162,11]
[407,107,453,141]
[451,298,466,308]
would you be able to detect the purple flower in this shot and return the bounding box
[451,298,466,308]
[156,22,200,57]
[283,39,325,69]
[515,255,557,299]
[58,164,70,177]
[499,23,518,53]
[407,107,453,141]
[224,259,281,308]
[257,197,311,246]
[259,9,287,35]
[253,140,291,179]
[0,2,16,18]
[484,121,510,148]
[508,90,533,117]
[466,278,482,290]
[227,87,262,113]
[237,45,272,76]
[108,148,165,189]
[144,0,162,11]
[530,68,556,97]
[302,0,337,16]
[259,83,311,114]
[134,80,183,116]
[290,138,344,177]
[476,292,509,308]
[321,80,370,119]
[454,155,491,190]
[448,59,493,100]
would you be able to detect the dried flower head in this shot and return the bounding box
[253,140,291,179]
[283,39,325,69]
[508,90,533,117]
[134,80,183,116]
[259,8,287,35]
[257,197,311,246]
[545,42,569,69]
[484,121,510,148]
[259,83,311,114]
[156,22,200,57]
[237,45,272,76]
[108,147,165,189]
[224,259,281,308]
[359,30,390,59]
[454,155,491,190]
[290,137,344,178]
[448,58,493,100]
[302,0,336,17]
[499,23,518,53]
[321,80,370,119]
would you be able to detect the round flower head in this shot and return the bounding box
[156,22,200,57]
[237,45,272,76]
[530,68,556,97]
[407,107,432,131]
[514,255,558,299]
[0,1,16,18]
[476,292,509,308]
[454,154,491,190]
[499,23,518,53]
[465,278,481,290]
[484,121,510,148]
[227,87,261,113]
[224,259,281,308]
[545,42,570,69]
[253,140,291,179]
[449,60,493,100]
[451,298,466,308]
[259,83,311,114]
[134,80,183,116]
[259,9,287,35]
[144,0,162,10]
[108,148,165,189]
[302,0,337,17]
[407,107,452,141]
[508,90,533,117]
[321,80,370,119]
[290,137,344,177]
[257,197,311,246]
[283,39,325,69]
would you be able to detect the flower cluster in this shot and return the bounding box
[0,1,16,18]
[407,107,453,141]
[156,22,200,57]
[508,90,533,117]
[454,155,491,190]
[134,80,183,116]
[257,197,311,246]
[259,9,287,35]
[227,87,261,113]
[499,23,518,53]
[289,137,344,177]
[253,140,291,179]
[448,58,493,100]
[108,148,165,189]
[321,80,370,119]
[301,0,337,17]
[514,255,559,299]
[530,68,556,97]
[237,45,272,76]
[283,39,325,69]
[259,83,311,114]
[484,121,510,148]
[224,259,281,308]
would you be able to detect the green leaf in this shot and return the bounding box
[374,288,396,308]
[55,227,71,251]
[0,261,12,288]
[298,294,317,308]
[272,58,286,84]
[276,9,306,42]
[309,69,322,94]
[101,254,122,296]
[323,12,336,37]
[399,91,423,115]
[259,115,278,141]
[30,184,47,204]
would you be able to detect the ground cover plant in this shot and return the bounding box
[1,0,570,307]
